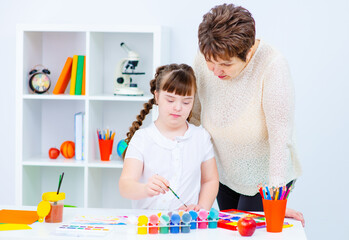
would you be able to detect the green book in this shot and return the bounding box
[75,55,85,95]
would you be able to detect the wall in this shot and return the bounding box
[1,0,348,239]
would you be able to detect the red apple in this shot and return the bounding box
[48,147,60,159]
[237,217,256,237]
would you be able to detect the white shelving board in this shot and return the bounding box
[15,24,168,208]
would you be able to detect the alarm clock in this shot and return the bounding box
[28,64,51,94]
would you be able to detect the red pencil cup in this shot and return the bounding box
[98,139,114,161]
[262,199,287,233]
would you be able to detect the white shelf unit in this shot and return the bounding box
[15,25,169,208]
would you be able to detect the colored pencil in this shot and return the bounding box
[265,186,271,200]
[259,187,264,199]
[274,188,279,201]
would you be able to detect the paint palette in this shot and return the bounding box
[137,208,219,235]
[218,209,293,231]
[218,209,266,231]
[56,224,112,237]
[71,215,128,225]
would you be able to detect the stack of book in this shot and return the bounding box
[53,55,86,95]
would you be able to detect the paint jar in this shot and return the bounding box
[198,209,209,229]
[45,200,64,223]
[39,192,65,223]
[189,210,198,229]
[170,213,181,234]
[159,214,170,234]
[180,212,192,233]
[208,208,219,228]
[137,215,148,235]
[148,215,159,234]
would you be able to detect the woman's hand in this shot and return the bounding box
[285,208,305,227]
[144,174,169,197]
[178,204,203,212]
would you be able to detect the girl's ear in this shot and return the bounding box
[154,90,159,105]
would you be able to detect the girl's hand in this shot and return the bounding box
[144,174,169,197]
[178,204,203,212]
[285,208,305,227]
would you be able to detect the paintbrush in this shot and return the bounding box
[167,186,187,208]
[57,172,64,195]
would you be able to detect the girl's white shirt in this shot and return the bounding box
[125,121,214,210]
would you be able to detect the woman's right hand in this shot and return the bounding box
[144,174,170,197]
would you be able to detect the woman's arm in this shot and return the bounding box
[262,55,295,186]
[119,158,169,200]
[197,157,219,210]
[286,208,305,227]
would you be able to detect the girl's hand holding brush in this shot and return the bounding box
[144,174,169,197]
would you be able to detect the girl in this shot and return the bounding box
[119,64,219,211]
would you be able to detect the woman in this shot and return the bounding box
[191,3,304,225]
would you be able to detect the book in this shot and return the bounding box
[69,55,78,95]
[75,55,85,95]
[81,57,86,95]
[53,57,73,94]
[74,112,84,160]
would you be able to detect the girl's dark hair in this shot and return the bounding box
[122,63,196,159]
[198,3,255,61]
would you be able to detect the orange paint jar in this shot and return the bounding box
[41,192,65,223]
[45,200,64,223]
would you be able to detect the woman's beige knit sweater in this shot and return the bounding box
[191,40,302,196]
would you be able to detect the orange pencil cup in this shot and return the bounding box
[262,199,287,233]
[98,139,114,161]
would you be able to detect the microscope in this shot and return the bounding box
[114,42,144,96]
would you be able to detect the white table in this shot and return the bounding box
[0,206,307,240]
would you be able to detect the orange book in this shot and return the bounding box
[53,57,73,94]
[81,57,86,95]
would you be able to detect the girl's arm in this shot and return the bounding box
[197,157,219,210]
[119,158,169,200]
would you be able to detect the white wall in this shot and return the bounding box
[1,0,348,239]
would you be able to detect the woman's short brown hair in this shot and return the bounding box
[198,3,255,62]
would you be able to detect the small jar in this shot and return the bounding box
[42,192,65,223]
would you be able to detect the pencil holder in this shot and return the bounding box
[98,139,114,161]
[262,199,287,233]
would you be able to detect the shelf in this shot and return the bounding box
[16,24,168,208]
[89,94,152,102]
[87,159,124,168]
[22,94,87,100]
[22,157,85,167]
